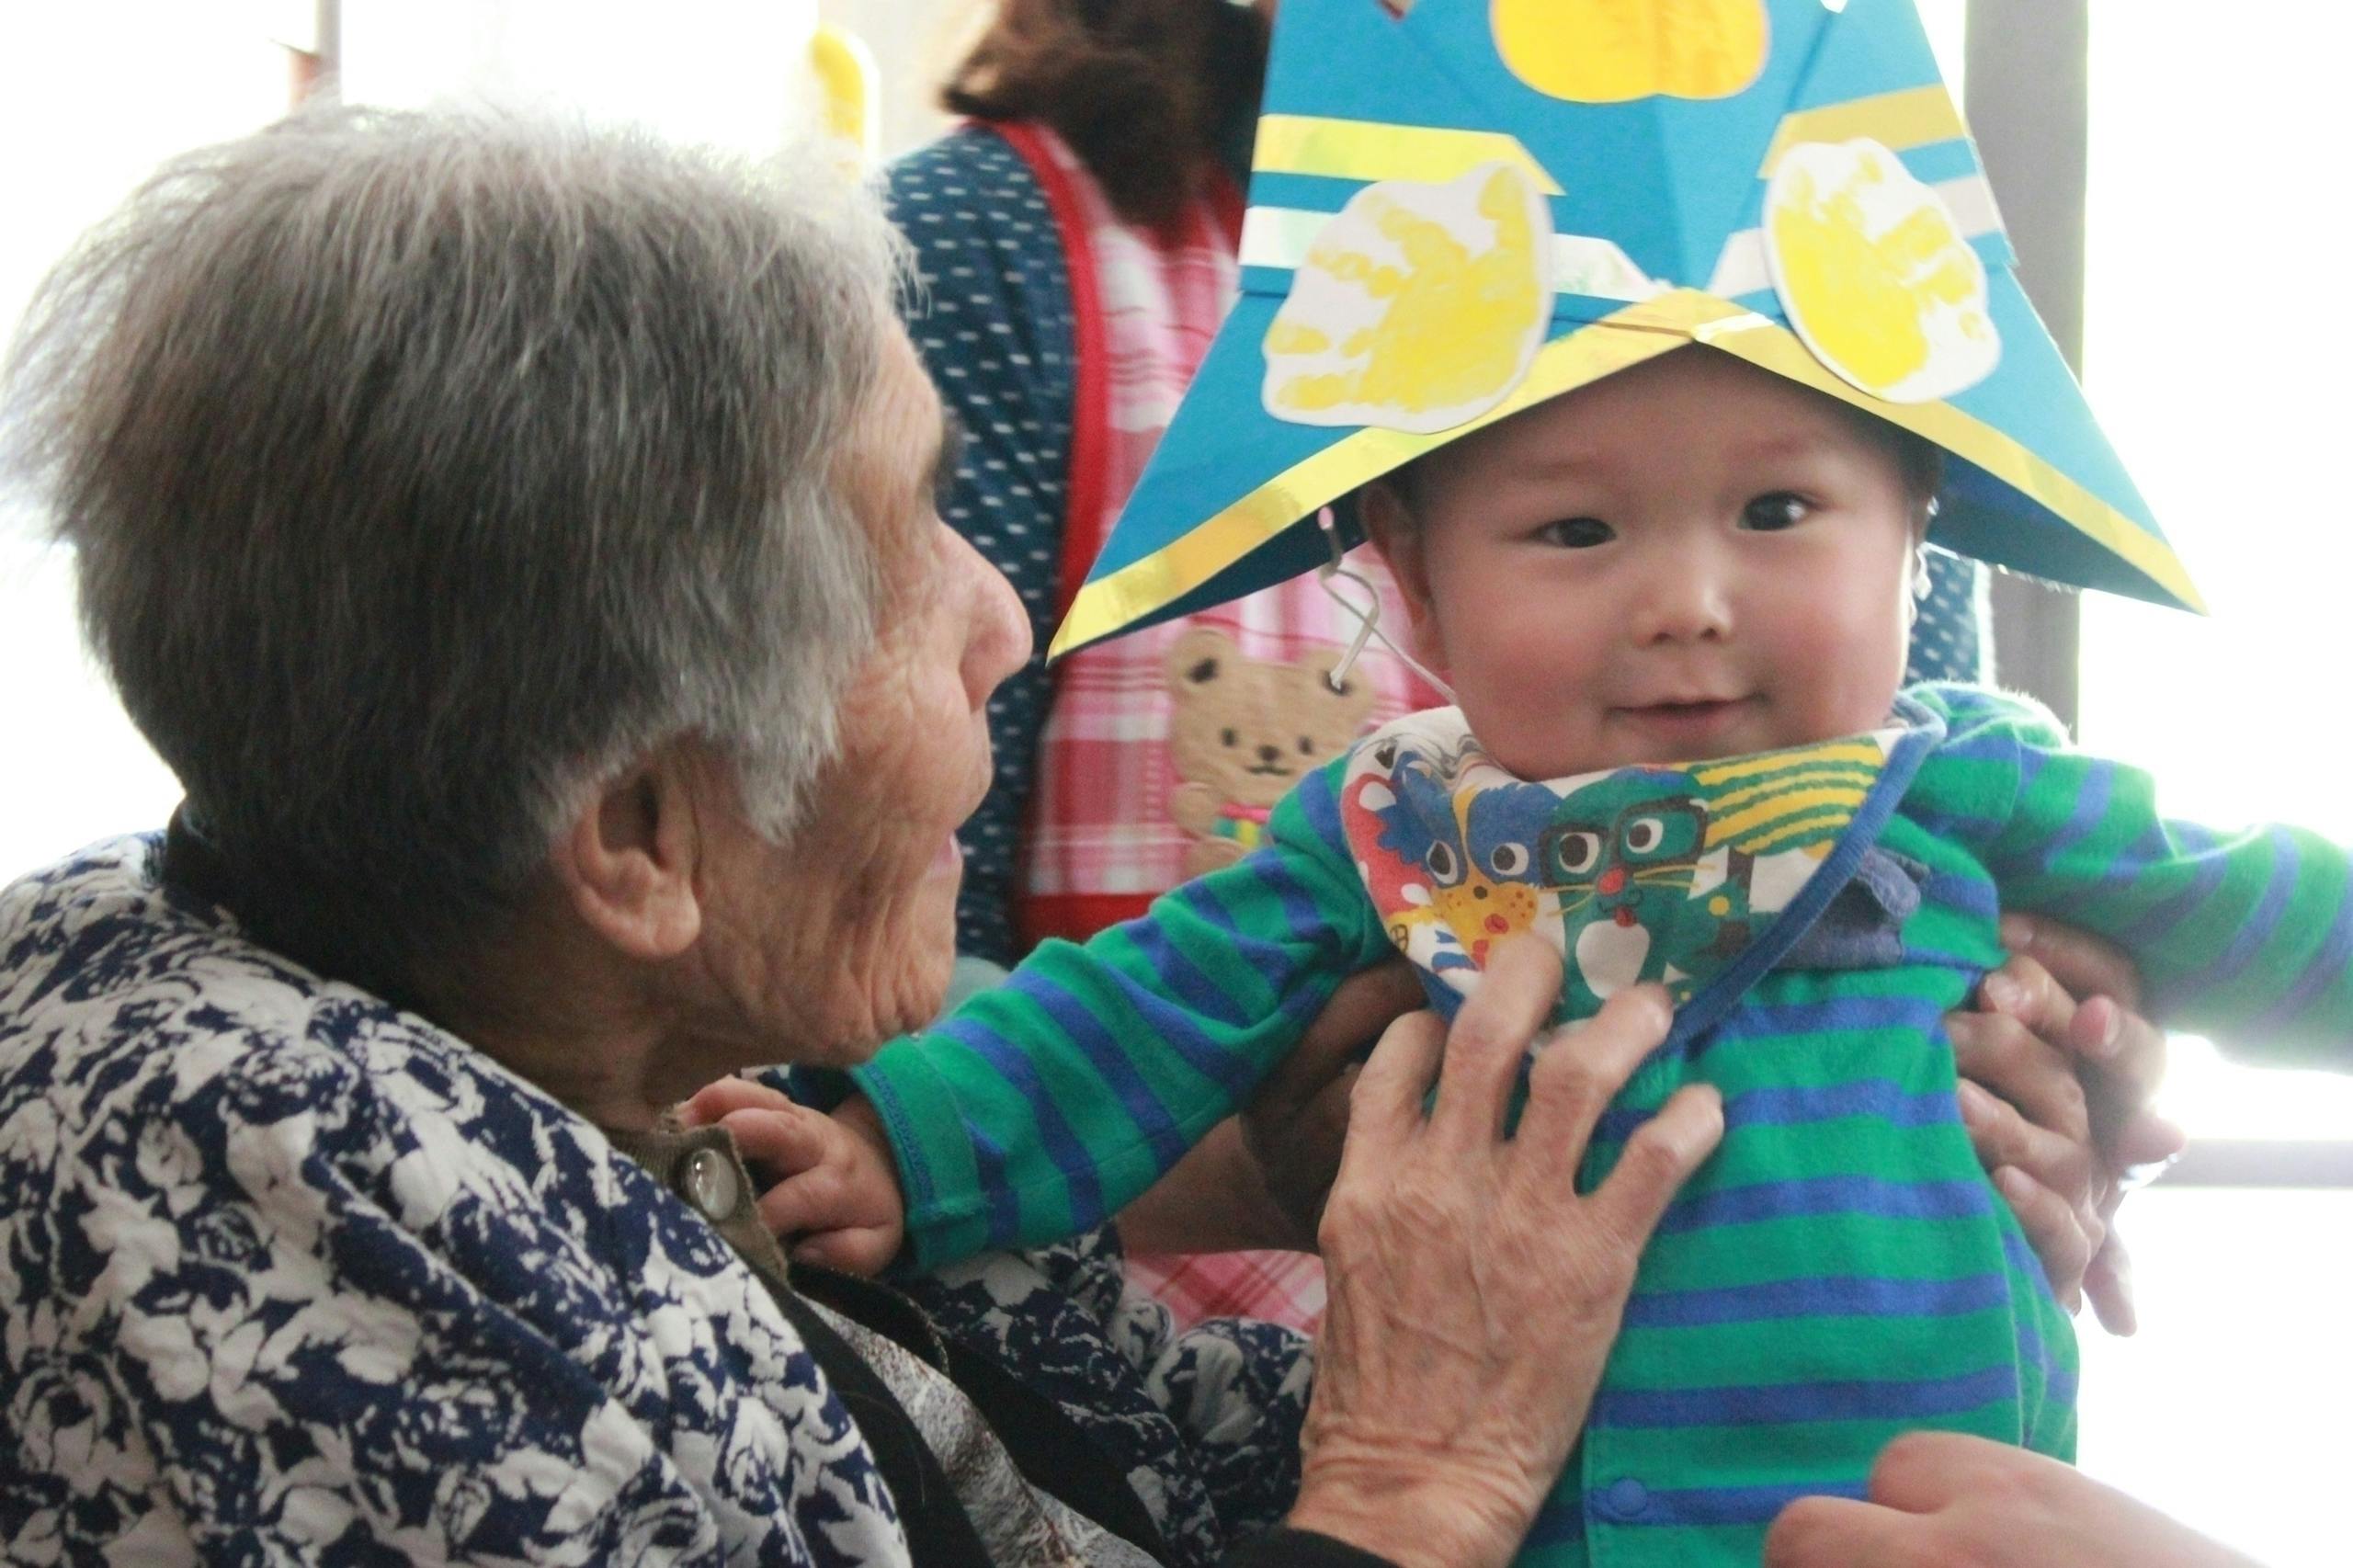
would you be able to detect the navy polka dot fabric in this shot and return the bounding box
[888,128,1078,965]
[1908,549,1988,687]
[888,126,1989,966]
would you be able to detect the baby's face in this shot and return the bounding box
[1379,347,1919,780]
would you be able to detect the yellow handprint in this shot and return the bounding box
[1765,138,1999,403]
[1493,0,1768,104]
[1262,163,1552,435]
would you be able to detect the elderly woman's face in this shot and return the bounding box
[700,329,1028,1062]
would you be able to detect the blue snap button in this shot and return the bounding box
[1602,1477,1650,1519]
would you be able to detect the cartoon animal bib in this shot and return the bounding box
[1339,707,1936,1041]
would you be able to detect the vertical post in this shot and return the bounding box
[290,0,341,108]
[1964,0,2088,733]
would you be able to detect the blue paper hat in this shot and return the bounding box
[1050,0,2198,658]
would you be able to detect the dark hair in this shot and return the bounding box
[1892,429,1946,517]
[2,108,901,1003]
[941,0,1268,230]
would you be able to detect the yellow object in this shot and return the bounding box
[810,22,878,165]
[1757,85,1969,176]
[1706,786,1872,849]
[1492,0,1769,103]
[1252,114,1563,195]
[1766,138,1995,403]
[1263,163,1552,433]
[1691,742,1886,788]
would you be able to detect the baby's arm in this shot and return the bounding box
[852,761,1392,1271]
[681,1077,904,1276]
[1918,684,2353,1063]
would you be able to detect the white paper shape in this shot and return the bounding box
[1261,162,1555,435]
[1764,137,2000,403]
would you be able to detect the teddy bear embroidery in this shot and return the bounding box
[1164,626,1376,878]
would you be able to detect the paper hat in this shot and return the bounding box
[1049,0,2198,659]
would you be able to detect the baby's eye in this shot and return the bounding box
[1534,517,1614,549]
[1740,493,1811,531]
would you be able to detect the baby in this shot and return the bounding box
[705,343,2352,1564]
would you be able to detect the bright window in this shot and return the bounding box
[2071,6,2353,1565]
[0,6,288,883]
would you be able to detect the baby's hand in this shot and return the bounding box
[679,1077,905,1277]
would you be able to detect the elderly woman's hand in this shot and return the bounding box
[1112,960,1423,1256]
[1237,956,1426,1244]
[1946,916,2182,1330]
[1285,938,1723,1568]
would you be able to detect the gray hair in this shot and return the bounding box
[2,108,901,995]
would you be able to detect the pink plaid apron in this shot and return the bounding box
[1001,123,1442,953]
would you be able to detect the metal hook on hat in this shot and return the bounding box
[1313,505,1456,703]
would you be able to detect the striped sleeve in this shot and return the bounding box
[853,762,1388,1269]
[1908,683,2353,1066]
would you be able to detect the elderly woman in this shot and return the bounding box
[0,108,1732,1566]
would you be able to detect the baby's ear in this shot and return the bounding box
[1358,481,1442,653]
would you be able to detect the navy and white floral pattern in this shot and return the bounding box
[0,838,1320,1564]
[910,1233,1312,1568]
[0,837,917,1563]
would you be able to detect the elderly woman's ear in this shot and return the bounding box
[548,745,718,962]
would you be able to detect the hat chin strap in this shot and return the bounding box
[1904,497,1942,631]
[1315,506,1458,706]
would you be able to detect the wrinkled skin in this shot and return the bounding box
[1289,939,1722,1568]
[696,331,1030,1062]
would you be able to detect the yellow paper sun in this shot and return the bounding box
[1492,0,1769,104]
[1764,137,2001,403]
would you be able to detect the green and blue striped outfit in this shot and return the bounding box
[854,683,2353,1565]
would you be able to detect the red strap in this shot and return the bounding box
[988,120,1122,959]
[988,120,1112,619]
[1203,163,1245,255]
[1019,892,1156,951]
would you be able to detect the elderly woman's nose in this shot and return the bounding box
[956,529,1031,701]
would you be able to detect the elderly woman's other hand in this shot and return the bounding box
[1115,958,1424,1256]
[1997,913,2183,1334]
[1947,916,2183,1331]
[1764,1433,2262,1568]
[1286,939,1723,1568]
[1238,956,1427,1244]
